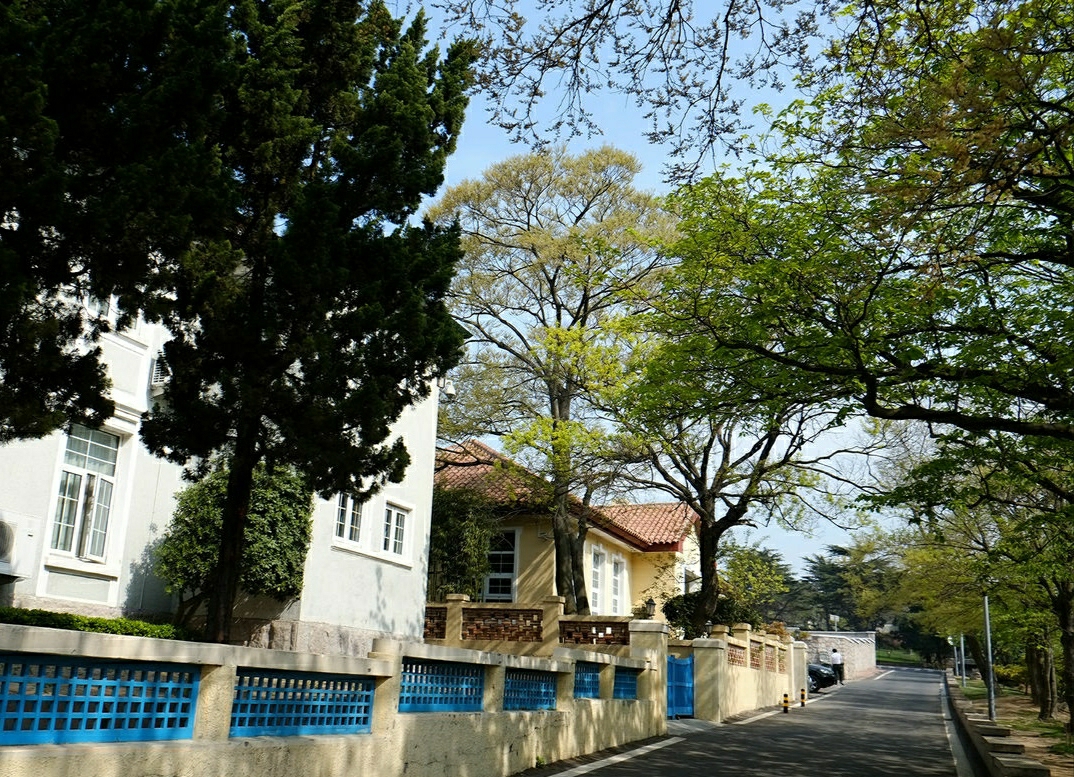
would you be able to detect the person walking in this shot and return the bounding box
[831,648,845,684]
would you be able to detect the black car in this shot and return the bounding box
[807,663,837,693]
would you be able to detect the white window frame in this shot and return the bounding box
[382,503,408,557]
[590,548,606,614]
[611,558,624,615]
[482,528,519,602]
[49,424,120,563]
[334,493,363,546]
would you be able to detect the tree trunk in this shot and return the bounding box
[552,507,577,613]
[204,424,259,643]
[1051,581,1074,729]
[964,633,990,689]
[692,519,720,636]
[1026,639,1057,720]
[569,517,590,616]
[1027,641,1043,704]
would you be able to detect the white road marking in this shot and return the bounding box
[549,737,685,775]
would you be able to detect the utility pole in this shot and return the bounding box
[984,595,996,721]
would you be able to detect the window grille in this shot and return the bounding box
[573,662,601,698]
[398,659,483,712]
[503,669,557,711]
[613,667,641,700]
[0,654,197,745]
[231,669,373,737]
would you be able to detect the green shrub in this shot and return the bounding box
[0,607,194,640]
[155,463,313,628]
[993,664,1027,688]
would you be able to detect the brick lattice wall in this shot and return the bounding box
[559,621,630,646]
[461,609,543,642]
[423,607,447,640]
[727,644,747,666]
[749,641,763,670]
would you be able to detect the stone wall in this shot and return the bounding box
[803,631,876,680]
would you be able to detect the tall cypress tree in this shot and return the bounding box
[0,0,232,440]
[3,0,474,642]
[135,0,475,641]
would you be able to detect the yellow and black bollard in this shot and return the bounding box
[782,693,790,713]
[800,688,807,707]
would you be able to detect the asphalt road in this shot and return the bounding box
[533,668,963,777]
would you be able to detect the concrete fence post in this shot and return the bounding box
[485,663,506,713]
[368,638,404,733]
[598,662,615,700]
[542,596,566,654]
[692,638,726,723]
[731,623,752,664]
[792,640,809,697]
[629,620,669,727]
[193,663,237,741]
[445,593,469,645]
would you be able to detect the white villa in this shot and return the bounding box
[0,312,441,656]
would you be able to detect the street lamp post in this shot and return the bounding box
[959,633,966,688]
[984,595,996,721]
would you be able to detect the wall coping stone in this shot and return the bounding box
[628,620,669,635]
[0,623,396,676]
[551,646,647,669]
[391,639,575,673]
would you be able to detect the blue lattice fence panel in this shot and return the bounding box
[613,667,640,700]
[666,655,694,718]
[573,661,600,699]
[503,669,557,711]
[399,659,484,712]
[0,653,198,745]
[230,669,374,737]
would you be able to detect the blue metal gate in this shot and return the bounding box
[666,655,694,718]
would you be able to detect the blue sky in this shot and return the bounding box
[426,17,869,576]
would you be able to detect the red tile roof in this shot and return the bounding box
[435,440,553,506]
[596,502,698,551]
[436,441,697,552]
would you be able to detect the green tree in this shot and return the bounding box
[802,540,899,632]
[428,485,498,602]
[664,0,1074,441]
[155,464,313,629]
[662,542,794,636]
[136,0,476,642]
[874,431,1074,723]
[596,326,872,634]
[0,0,230,440]
[427,146,675,614]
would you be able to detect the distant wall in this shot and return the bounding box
[674,623,809,723]
[803,631,876,680]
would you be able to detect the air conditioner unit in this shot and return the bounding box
[149,357,169,397]
[0,517,26,579]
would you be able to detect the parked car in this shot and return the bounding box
[808,663,837,693]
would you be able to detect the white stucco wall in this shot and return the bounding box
[0,320,175,616]
[0,317,441,652]
[294,397,438,652]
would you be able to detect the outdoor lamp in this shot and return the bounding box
[645,598,656,618]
